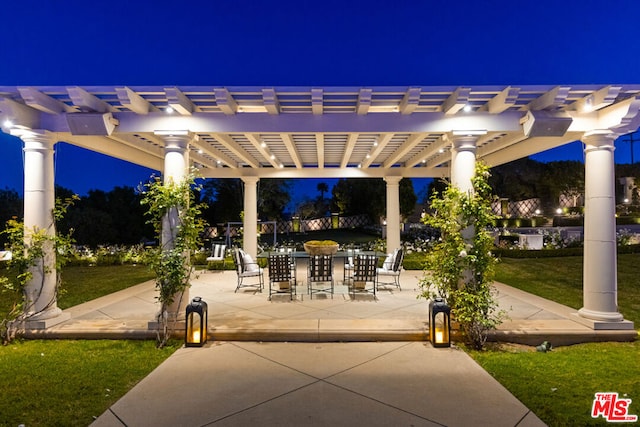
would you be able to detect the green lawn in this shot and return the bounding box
[0,339,180,427]
[495,253,640,325]
[59,265,155,309]
[469,341,640,426]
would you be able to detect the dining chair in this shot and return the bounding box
[307,254,334,299]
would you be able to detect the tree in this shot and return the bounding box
[332,178,385,222]
[258,179,291,220]
[0,188,22,247]
[399,178,417,220]
[200,178,291,224]
[316,182,329,201]
[57,186,152,247]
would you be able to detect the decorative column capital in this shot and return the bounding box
[241,176,260,185]
[450,130,484,151]
[12,129,56,148]
[154,130,192,152]
[383,176,402,185]
[582,130,616,153]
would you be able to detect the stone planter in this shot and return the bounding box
[303,242,339,256]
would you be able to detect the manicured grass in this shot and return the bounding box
[495,253,640,325]
[58,265,155,309]
[468,341,640,426]
[0,339,180,427]
[1,264,155,322]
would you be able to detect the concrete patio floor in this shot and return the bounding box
[27,262,636,346]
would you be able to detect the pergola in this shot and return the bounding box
[1,85,638,331]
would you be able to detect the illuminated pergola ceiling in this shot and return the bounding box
[1,85,639,178]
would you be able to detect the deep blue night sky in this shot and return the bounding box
[1,0,639,200]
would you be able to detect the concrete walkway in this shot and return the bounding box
[91,341,546,427]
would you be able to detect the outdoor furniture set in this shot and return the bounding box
[223,244,404,301]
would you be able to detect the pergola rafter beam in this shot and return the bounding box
[245,133,279,168]
[212,133,259,168]
[191,137,239,169]
[315,133,325,168]
[405,134,448,168]
[340,133,359,168]
[281,133,302,168]
[383,132,429,168]
[361,133,393,168]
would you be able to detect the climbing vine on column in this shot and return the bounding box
[140,172,206,348]
[0,195,78,344]
[419,162,505,350]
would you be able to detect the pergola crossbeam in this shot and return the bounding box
[67,87,113,113]
[116,87,159,114]
[17,87,72,114]
[165,87,195,115]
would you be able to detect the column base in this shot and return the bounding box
[578,307,624,323]
[23,310,71,330]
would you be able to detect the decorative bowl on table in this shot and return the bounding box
[303,240,339,256]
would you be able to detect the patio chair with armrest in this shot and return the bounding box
[376,248,403,291]
[232,247,264,293]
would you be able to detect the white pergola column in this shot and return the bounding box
[160,133,190,249]
[17,130,64,323]
[450,135,478,195]
[578,131,624,322]
[158,132,191,318]
[242,177,259,258]
[384,176,402,252]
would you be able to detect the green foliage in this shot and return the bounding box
[140,173,207,347]
[0,195,78,343]
[332,178,417,223]
[469,341,640,427]
[399,178,417,220]
[0,339,180,426]
[419,162,503,349]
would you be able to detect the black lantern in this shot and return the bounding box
[429,297,451,348]
[185,297,208,347]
